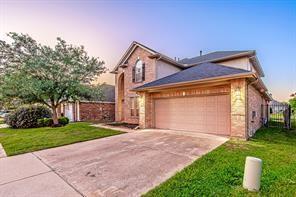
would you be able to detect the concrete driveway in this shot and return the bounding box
[0,129,228,197]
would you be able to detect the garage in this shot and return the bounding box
[154,94,231,135]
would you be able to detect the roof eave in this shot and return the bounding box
[133,72,255,92]
[249,55,265,77]
[149,53,185,69]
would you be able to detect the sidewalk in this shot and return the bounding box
[0,153,81,197]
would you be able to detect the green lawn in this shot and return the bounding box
[144,127,296,196]
[0,122,124,156]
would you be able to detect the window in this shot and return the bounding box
[133,60,145,83]
[130,97,139,117]
[252,111,257,119]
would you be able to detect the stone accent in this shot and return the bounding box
[138,92,153,128]
[230,79,247,139]
[79,102,115,122]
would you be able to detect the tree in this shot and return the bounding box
[290,92,296,110]
[0,32,106,125]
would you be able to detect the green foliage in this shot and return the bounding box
[289,97,296,110]
[0,32,106,124]
[0,122,124,156]
[37,118,53,127]
[144,127,296,196]
[5,105,52,128]
[58,117,69,126]
[76,84,105,101]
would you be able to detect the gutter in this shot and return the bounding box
[133,72,256,92]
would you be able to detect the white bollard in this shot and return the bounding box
[243,156,262,191]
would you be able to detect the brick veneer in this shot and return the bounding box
[115,46,157,124]
[79,102,115,122]
[248,85,268,137]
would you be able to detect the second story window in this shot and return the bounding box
[132,59,145,83]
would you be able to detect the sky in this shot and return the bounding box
[0,0,295,101]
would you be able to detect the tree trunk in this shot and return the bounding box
[51,106,59,126]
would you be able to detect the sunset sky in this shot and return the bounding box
[0,0,295,101]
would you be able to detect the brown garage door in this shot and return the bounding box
[154,94,230,135]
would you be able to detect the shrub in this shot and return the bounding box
[5,105,52,128]
[37,118,53,127]
[58,117,69,126]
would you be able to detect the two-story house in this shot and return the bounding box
[111,41,271,139]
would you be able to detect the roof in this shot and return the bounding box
[111,41,264,77]
[111,41,184,73]
[179,51,255,65]
[134,63,252,91]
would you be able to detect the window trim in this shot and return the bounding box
[133,59,145,83]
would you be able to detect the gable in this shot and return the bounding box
[111,42,156,73]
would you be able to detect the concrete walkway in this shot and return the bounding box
[0,129,228,197]
[0,153,81,197]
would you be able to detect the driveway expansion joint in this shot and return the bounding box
[31,152,85,197]
[0,171,52,187]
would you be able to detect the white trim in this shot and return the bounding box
[76,101,80,121]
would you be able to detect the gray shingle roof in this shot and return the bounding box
[134,63,251,90]
[179,51,253,65]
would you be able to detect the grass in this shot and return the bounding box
[144,127,296,196]
[0,118,4,124]
[0,122,124,156]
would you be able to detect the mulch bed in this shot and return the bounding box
[106,122,139,129]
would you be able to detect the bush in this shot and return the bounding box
[37,118,53,127]
[58,117,69,126]
[5,105,52,128]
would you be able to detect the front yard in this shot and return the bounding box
[145,127,296,196]
[0,122,124,156]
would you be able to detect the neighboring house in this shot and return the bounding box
[269,99,287,114]
[59,84,115,122]
[111,41,271,139]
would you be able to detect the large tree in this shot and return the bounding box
[0,32,106,125]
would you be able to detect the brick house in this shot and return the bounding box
[111,41,271,139]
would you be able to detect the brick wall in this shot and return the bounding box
[79,102,115,122]
[248,85,267,136]
[115,46,157,124]
[151,85,230,99]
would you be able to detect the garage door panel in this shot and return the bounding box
[154,95,230,135]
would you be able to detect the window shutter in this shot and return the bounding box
[132,66,135,82]
[142,63,145,81]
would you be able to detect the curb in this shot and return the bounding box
[0,143,7,158]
